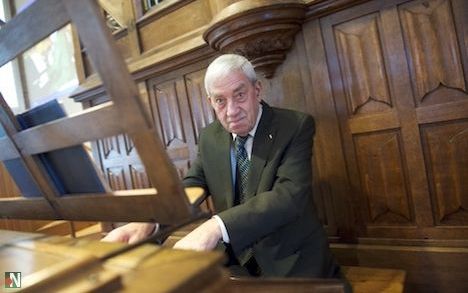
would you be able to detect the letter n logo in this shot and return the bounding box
[4,272,21,288]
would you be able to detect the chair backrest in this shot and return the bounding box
[0,0,197,224]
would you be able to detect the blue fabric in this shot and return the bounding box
[3,99,106,196]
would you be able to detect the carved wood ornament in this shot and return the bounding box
[204,0,306,78]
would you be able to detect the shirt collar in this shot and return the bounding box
[232,104,263,140]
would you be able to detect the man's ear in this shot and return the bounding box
[255,80,262,101]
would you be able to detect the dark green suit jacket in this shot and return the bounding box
[183,102,339,278]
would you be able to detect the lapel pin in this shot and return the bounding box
[268,134,273,139]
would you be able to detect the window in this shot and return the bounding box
[143,0,165,13]
[1,0,81,114]
[0,0,25,113]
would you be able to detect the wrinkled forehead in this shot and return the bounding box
[208,69,251,96]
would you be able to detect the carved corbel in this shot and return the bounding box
[204,0,306,78]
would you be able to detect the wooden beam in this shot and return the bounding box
[14,103,123,155]
[0,192,195,224]
[64,0,193,221]
[0,197,59,219]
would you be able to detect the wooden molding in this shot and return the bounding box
[304,0,371,19]
[203,0,306,78]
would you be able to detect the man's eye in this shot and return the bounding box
[216,98,225,105]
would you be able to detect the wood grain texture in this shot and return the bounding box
[354,131,413,224]
[421,119,468,225]
[0,229,227,292]
[14,102,122,155]
[334,13,392,115]
[399,0,466,105]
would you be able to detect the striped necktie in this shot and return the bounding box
[235,135,250,203]
[234,135,255,266]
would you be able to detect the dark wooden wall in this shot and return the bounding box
[49,0,468,291]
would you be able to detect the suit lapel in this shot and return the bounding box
[247,103,276,198]
[214,126,235,209]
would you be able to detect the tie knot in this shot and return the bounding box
[235,135,249,148]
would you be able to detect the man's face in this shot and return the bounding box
[208,70,261,136]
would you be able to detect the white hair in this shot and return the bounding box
[204,54,257,96]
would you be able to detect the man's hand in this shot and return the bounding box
[101,222,157,244]
[173,218,221,251]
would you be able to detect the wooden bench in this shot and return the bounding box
[343,266,405,293]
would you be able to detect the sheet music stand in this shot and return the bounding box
[0,0,200,225]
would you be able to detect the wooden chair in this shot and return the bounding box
[0,0,200,225]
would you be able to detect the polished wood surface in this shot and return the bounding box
[342,266,405,293]
[1,229,361,292]
[0,229,226,292]
[332,242,468,292]
[228,277,347,293]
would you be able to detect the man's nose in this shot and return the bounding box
[226,99,238,116]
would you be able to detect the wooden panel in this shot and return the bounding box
[149,77,195,178]
[354,130,413,225]
[138,0,212,53]
[151,79,187,148]
[399,0,466,106]
[275,30,343,236]
[129,164,151,189]
[332,242,468,293]
[106,166,127,190]
[92,69,205,192]
[123,134,136,156]
[417,100,468,124]
[421,119,468,225]
[334,13,392,115]
[348,111,399,134]
[90,83,154,191]
[101,136,121,159]
[114,31,132,60]
[322,2,412,238]
[321,0,438,238]
[301,19,352,239]
[174,160,191,179]
[311,156,332,228]
[184,68,214,144]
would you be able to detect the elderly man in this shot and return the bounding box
[104,54,342,280]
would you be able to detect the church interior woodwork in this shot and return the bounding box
[0,0,466,291]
